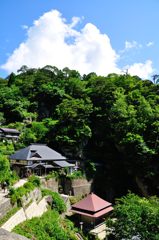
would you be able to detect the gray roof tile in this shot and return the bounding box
[10,144,66,161]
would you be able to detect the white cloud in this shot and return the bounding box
[119,40,142,55]
[1,9,120,76]
[124,60,153,79]
[146,41,154,47]
[1,10,154,79]
[125,40,142,50]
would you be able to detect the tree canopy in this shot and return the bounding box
[107,193,159,240]
[0,66,159,199]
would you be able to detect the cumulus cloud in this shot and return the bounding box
[124,60,153,79]
[1,10,120,76]
[1,9,154,79]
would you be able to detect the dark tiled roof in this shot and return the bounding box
[54,161,74,167]
[0,128,20,134]
[10,144,66,161]
[25,163,54,169]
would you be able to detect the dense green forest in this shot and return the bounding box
[0,65,159,200]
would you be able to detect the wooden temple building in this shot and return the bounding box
[10,143,74,177]
[0,128,20,140]
[71,193,113,228]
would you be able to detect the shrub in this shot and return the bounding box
[14,210,77,240]
[69,195,83,205]
[42,189,66,213]
[67,170,85,180]
[106,193,159,240]
[28,175,40,187]
[9,176,40,206]
[8,171,19,185]
[45,171,59,180]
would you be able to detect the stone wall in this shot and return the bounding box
[1,197,48,232]
[1,208,26,232]
[0,228,29,240]
[25,198,48,219]
[63,178,92,196]
[0,198,12,220]
[21,188,42,207]
[40,177,58,192]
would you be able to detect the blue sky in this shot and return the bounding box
[0,0,158,79]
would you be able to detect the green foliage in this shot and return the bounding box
[9,176,40,205]
[8,170,19,185]
[67,170,85,180]
[28,175,40,187]
[21,121,48,144]
[13,210,77,240]
[0,154,10,182]
[69,195,83,205]
[107,193,159,240]
[7,72,16,87]
[45,171,59,180]
[0,66,159,198]
[85,160,96,180]
[42,189,66,213]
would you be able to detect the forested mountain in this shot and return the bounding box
[0,66,159,200]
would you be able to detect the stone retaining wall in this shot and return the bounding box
[21,188,42,207]
[63,178,92,196]
[0,198,12,220]
[40,177,58,192]
[1,197,48,232]
[1,208,26,232]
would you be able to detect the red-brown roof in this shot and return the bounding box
[72,193,112,213]
[71,206,113,218]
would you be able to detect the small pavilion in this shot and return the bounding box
[71,193,113,228]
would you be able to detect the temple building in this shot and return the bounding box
[10,143,74,177]
[71,193,113,227]
[0,128,20,140]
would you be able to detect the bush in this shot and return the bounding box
[28,175,40,187]
[7,171,19,185]
[67,170,85,180]
[45,171,59,180]
[42,189,66,213]
[69,195,83,205]
[14,210,77,240]
[9,176,40,206]
[107,193,159,240]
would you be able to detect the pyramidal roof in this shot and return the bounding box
[10,143,66,161]
[72,193,112,212]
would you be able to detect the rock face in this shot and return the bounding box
[0,228,29,240]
